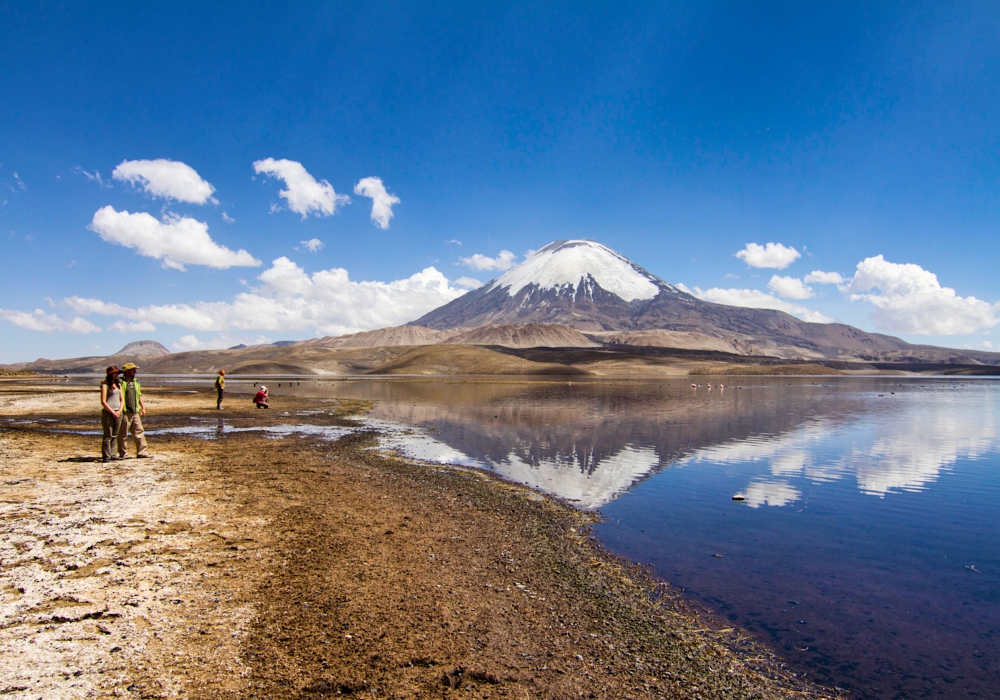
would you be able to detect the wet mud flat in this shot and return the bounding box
[0,384,838,698]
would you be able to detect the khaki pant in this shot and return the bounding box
[118,411,149,457]
[101,410,123,461]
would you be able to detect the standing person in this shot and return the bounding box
[117,363,150,459]
[215,369,226,410]
[100,365,123,463]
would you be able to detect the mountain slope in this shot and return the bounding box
[442,323,600,348]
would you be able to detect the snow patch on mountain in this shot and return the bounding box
[488,240,661,302]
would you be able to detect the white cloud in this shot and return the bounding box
[13,172,25,191]
[74,167,111,189]
[690,286,833,323]
[445,239,462,246]
[984,341,994,350]
[847,255,999,335]
[735,242,801,269]
[64,298,128,316]
[253,158,349,219]
[112,159,217,204]
[173,333,273,352]
[767,275,814,300]
[804,270,845,285]
[455,276,483,289]
[63,258,469,337]
[460,250,517,271]
[742,480,801,508]
[89,206,262,271]
[0,308,101,333]
[300,238,324,253]
[353,177,400,229]
[175,335,209,351]
[221,212,235,224]
[109,320,157,333]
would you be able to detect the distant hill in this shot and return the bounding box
[305,325,455,348]
[112,340,170,357]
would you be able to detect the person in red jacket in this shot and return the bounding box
[253,385,269,409]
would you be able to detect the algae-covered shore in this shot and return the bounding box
[0,385,838,699]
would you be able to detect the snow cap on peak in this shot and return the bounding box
[489,239,661,302]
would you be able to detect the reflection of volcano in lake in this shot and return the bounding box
[339,380,869,507]
[321,378,1000,699]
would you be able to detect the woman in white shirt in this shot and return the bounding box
[100,365,123,462]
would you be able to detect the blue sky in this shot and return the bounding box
[2,1,998,362]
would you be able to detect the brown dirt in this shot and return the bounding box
[0,385,839,699]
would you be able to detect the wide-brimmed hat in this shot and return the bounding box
[105,365,120,374]
[121,362,140,371]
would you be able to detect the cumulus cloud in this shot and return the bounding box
[112,159,217,204]
[735,242,801,269]
[767,275,814,300]
[847,255,998,335]
[62,258,470,337]
[109,320,157,333]
[0,308,101,333]
[804,270,845,285]
[353,177,400,229]
[688,286,833,323]
[460,250,517,271]
[253,158,349,219]
[89,206,262,271]
[454,276,483,289]
[300,238,324,253]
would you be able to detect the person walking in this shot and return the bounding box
[215,369,226,410]
[117,363,150,459]
[100,365,123,463]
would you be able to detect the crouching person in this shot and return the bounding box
[117,363,151,459]
[253,385,270,409]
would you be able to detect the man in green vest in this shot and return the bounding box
[117,363,151,459]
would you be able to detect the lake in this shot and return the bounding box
[291,376,1000,699]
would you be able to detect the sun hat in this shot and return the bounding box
[105,365,120,374]
[121,362,140,371]
[260,385,267,391]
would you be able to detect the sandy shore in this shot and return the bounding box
[0,384,838,699]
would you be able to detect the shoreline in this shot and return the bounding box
[0,385,838,698]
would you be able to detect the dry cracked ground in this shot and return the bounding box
[0,383,839,699]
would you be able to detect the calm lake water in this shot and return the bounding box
[275,376,999,700]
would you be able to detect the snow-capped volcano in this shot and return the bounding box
[488,240,665,302]
[413,239,691,332]
[410,239,937,361]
